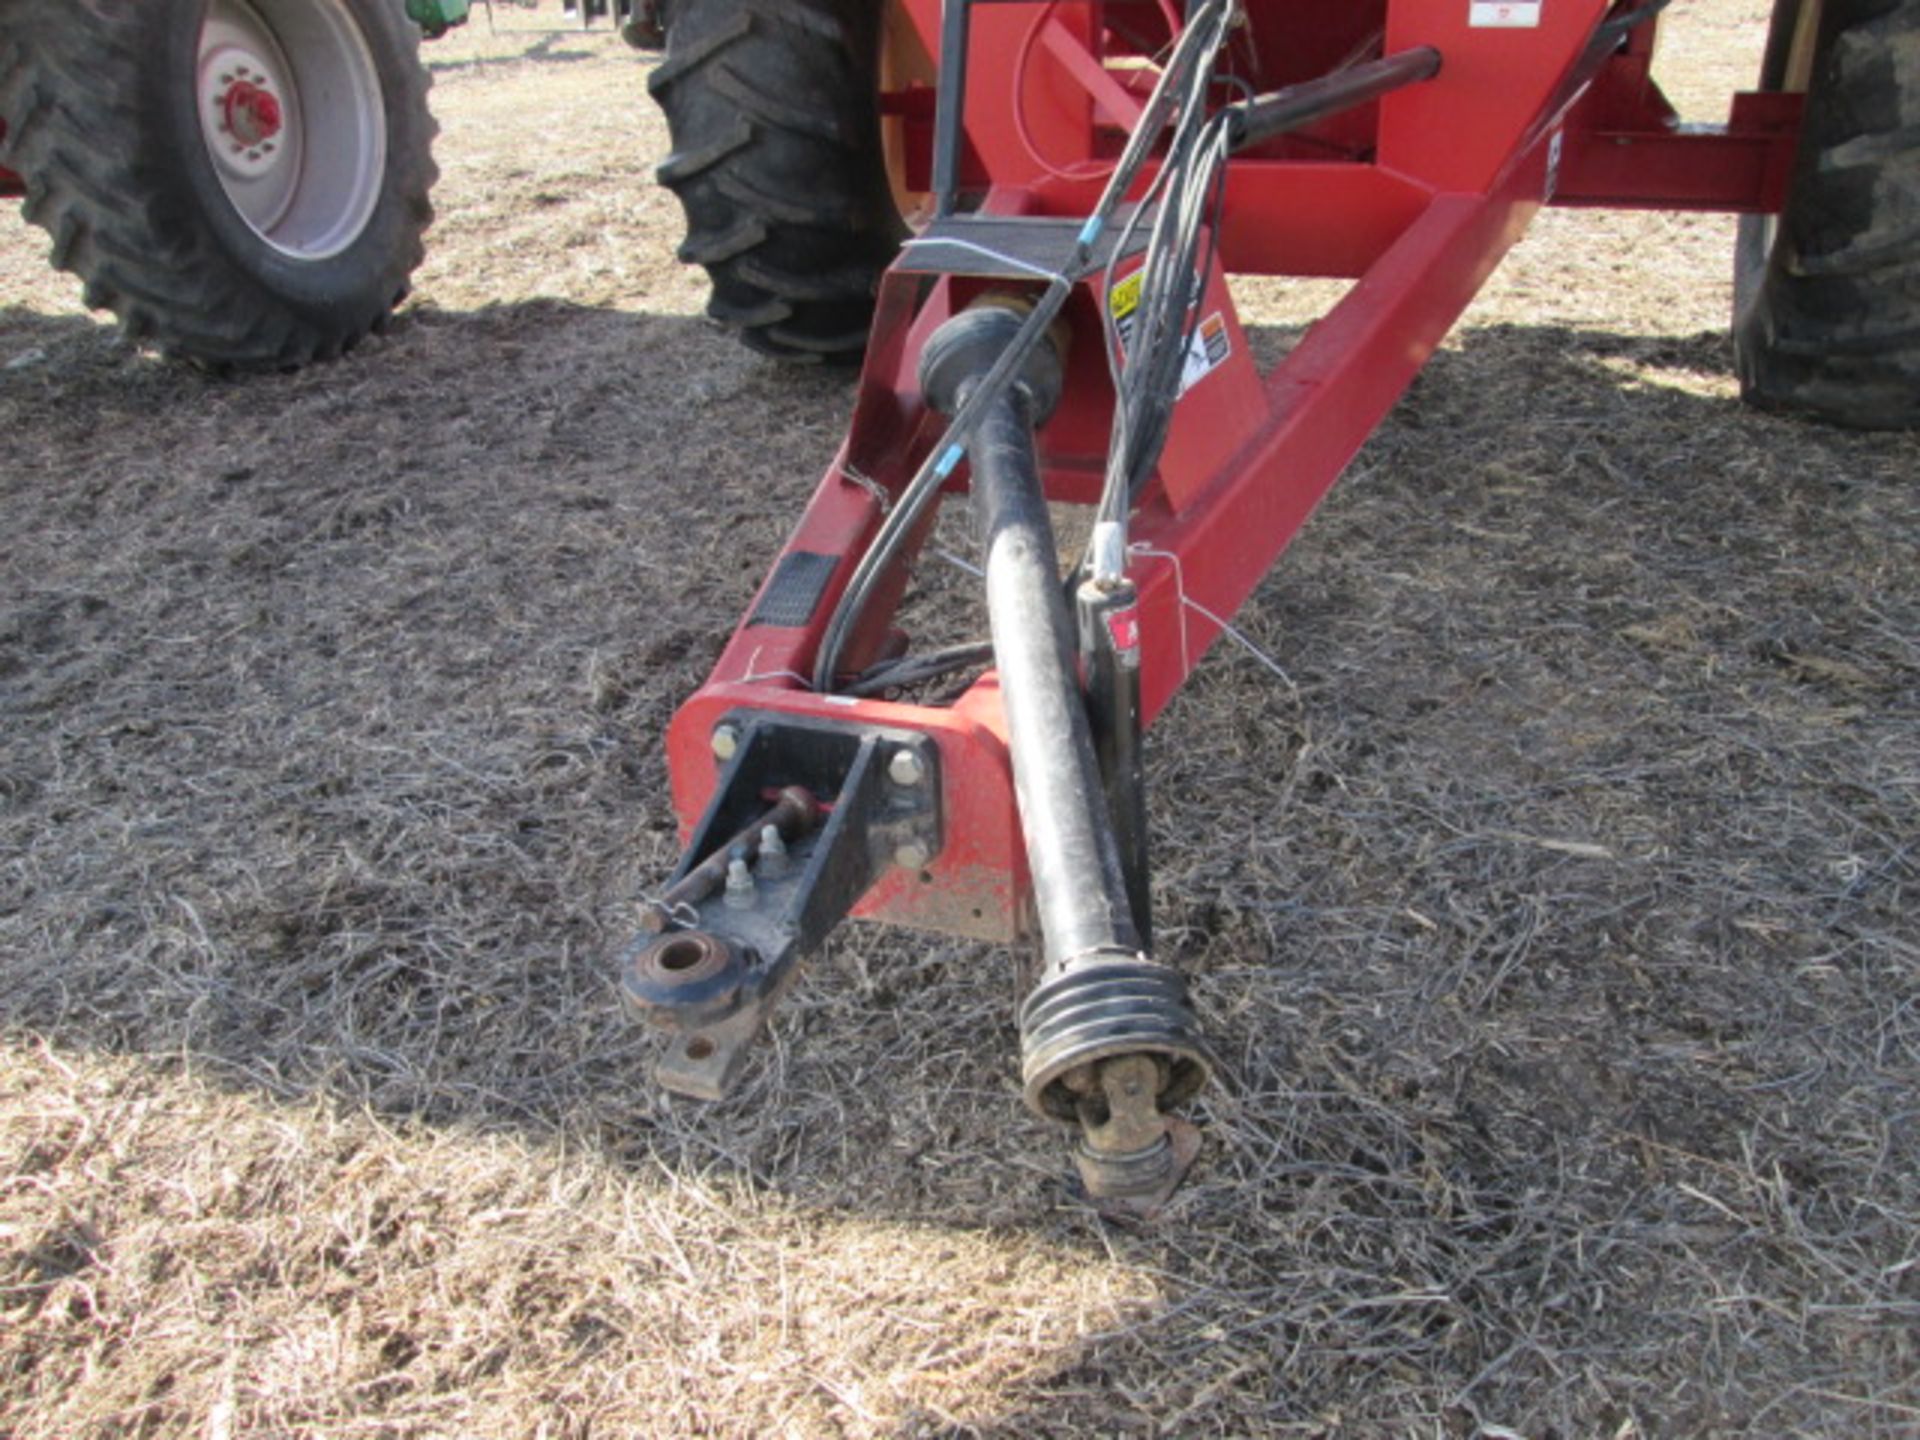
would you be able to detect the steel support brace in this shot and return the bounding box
[930,0,972,216]
[1078,574,1151,947]
[1552,90,1803,213]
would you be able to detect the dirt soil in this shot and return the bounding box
[2,4,1917,1436]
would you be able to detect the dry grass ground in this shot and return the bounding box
[2,3,1917,1435]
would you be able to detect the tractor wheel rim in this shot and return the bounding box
[197,0,387,260]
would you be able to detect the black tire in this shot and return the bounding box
[1734,0,1920,429]
[648,0,904,363]
[0,0,437,371]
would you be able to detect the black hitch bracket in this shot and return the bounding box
[618,713,942,1100]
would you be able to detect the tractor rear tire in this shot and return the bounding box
[1734,0,1920,429]
[0,0,436,371]
[648,0,903,363]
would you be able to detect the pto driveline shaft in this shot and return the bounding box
[920,303,1138,973]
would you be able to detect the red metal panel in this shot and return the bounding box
[1238,2,1390,90]
[1216,162,1435,278]
[1379,0,1610,192]
[658,1,1798,939]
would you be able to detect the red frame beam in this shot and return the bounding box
[1553,89,1803,212]
[661,0,1799,944]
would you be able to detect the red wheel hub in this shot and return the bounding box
[222,79,283,148]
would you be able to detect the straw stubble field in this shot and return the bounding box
[2,3,1916,1435]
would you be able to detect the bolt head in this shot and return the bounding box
[710,724,740,761]
[894,841,931,871]
[887,748,926,787]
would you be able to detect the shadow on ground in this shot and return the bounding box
[3,295,1916,1434]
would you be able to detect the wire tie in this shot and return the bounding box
[642,896,702,930]
[736,645,813,690]
[1128,543,1297,694]
[899,235,1070,286]
[935,548,984,578]
[841,463,892,515]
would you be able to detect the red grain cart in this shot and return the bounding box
[645,0,1915,1208]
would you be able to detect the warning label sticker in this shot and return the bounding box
[1107,272,1231,399]
[1180,313,1231,395]
[1470,1,1542,25]
[1108,270,1145,343]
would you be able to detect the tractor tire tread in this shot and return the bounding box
[1736,0,1920,427]
[650,0,900,363]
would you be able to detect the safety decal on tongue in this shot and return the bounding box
[1470,1,1542,25]
[1107,272,1232,399]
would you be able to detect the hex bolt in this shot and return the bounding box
[758,823,790,878]
[711,724,741,762]
[723,850,756,908]
[894,841,931,871]
[887,748,926,788]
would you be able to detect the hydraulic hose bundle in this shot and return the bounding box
[811,0,1239,694]
[817,2,1450,688]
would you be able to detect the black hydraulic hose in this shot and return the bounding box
[1225,45,1443,153]
[969,384,1141,970]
